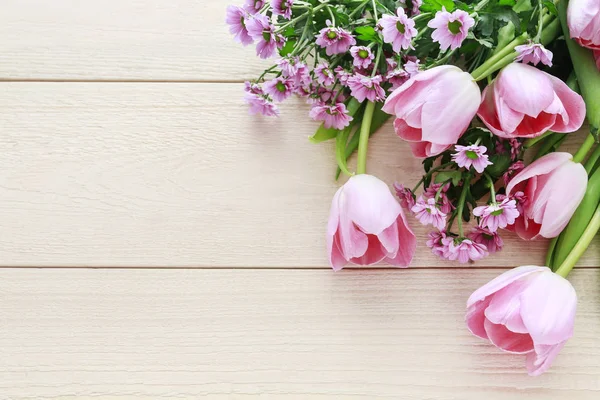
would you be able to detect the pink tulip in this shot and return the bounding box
[327,174,416,271]
[478,63,586,139]
[506,152,587,240]
[466,266,577,376]
[382,65,481,158]
[567,0,600,51]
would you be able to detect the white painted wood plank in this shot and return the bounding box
[0,268,599,399]
[1,82,596,267]
[0,0,268,81]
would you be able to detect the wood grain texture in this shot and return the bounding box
[0,0,268,81]
[0,268,599,400]
[1,82,597,267]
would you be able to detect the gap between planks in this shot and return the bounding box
[0,78,247,83]
[0,266,598,270]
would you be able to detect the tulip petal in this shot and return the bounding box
[495,63,555,118]
[477,85,506,137]
[538,162,587,238]
[484,319,535,354]
[383,211,416,267]
[484,282,530,334]
[506,152,573,196]
[394,118,422,142]
[545,74,586,133]
[350,234,388,265]
[526,341,566,376]
[520,270,577,345]
[466,297,491,339]
[466,266,546,307]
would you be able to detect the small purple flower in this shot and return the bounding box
[271,0,294,19]
[428,8,475,51]
[334,66,351,85]
[350,46,375,69]
[309,102,353,130]
[315,21,356,56]
[244,0,264,13]
[411,196,447,230]
[444,238,488,264]
[469,227,504,253]
[386,66,410,90]
[404,58,420,76]
[263,76,295,102]
[426,230,450,258]
[515,42,553,67]
[347,73,386,102]
[314,63,335,86]
[246,14,285,59]
[378,8,418,53]
[473,197,520,233]
[503,160,525,186]
[423,183,453,214]
[393,183,416,209]
[226,6,253,46]
[399,0,422,15]
[452,144,493,173]
[244,84,279,116]
[277,57,311,87]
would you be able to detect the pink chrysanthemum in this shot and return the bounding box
[444,238,488,263]
[306,86,334,104]
[350,46,375,69]
[404,59,420,76]
[246,14,285,59]
[277,57,311,87]
[515,42,553,67]
[426,230,450,258]
[469,227,504,253]
[393,183,416,209]
[263,76,295,102]
[399,0,422,15]
[314,63,335,86]
[334,66,351,86]
[386,64,410,90]
[452,144,493,173]
[423,183,453,214]
[503,160,525,186]
[309,102,353,130]
[427,8,475,51]
[271,0,294,19]
[244,84,279,117]
[244,0,264,13]
[473,197,520,233]
[411,196,447,230]
[378,8,418,53]
[347,73,386,102]
[315,21,356,56]
[226,6,253,46]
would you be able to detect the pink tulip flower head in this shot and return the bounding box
[427,8,475,51]
[327,174,417,271]
[246,14,285,58]
[452,144,493,173]
[515,42,553,67]
[411,196,447,230]
[567,0,600,51]
[383,65,481,158]
[478,63,586,139]
[315,21,357,56]
[506,152,587,240]
[350,46,375,69]
[226,6,253,46]
[271,0,294,19]
[309,102,353,130]
[473,196,520,233]
[469,227,504,253]
[378,8,418,53]
[466,266,577,376]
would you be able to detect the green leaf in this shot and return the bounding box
[421,0,455,13]
[499,0,516,6]
[355,26,378,42]
[496,21,516,54]
[486,153,512,179]
[336,127,354,177]
[278,39,296,57]
[423,158,435,173]
[513,0,533,13]
[542,0,558,16]
[283,26,296,38]
[435,171,463,186]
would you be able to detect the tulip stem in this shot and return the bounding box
[573,133,596,164]
[555,203,600,278]
[585,145,600,175]
[356,101,376,175]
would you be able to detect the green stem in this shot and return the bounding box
[471,34,528,79]
[555,203,600,278]
[585,145,600,175]
[411,162,455,192]
[483,173,496,203]
[573,133,595,164]
[356,101,376,174]
[546,236,559,268]
[533,133,566,161]
[534,0,545,42]
[524,130,555,148]
[371,46,382,77]
[348,0,370,18]
[456,175,471,238]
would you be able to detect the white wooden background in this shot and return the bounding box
[0,1,599,398]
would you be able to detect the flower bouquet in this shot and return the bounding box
[227,0,600,376]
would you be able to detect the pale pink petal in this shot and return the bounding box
[526,342,566,376]
[466,297,491,339]
[484,319,535,354]
[484,282,531,334]
[495,63,555,117]
[506,152,573,195]
[545,74,587,133]
[466,266,546,307]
